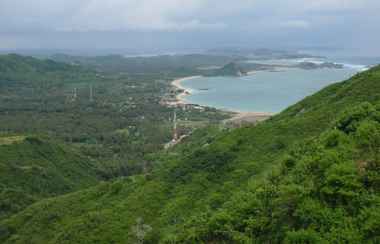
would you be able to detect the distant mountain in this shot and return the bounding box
[50,53,244,74]
[0,53,96,83]
[206,47,324,60]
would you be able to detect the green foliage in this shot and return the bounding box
[285,229,324,244]
[0,54,228,180]
[0,53,228,223]
[178,102,380,243]
[0,136,101,219]
[0,54,96,83]
[50,53,243,75]
[336,102,378,133]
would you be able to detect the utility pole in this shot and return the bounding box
[89,84,94,102]
[73,88,77,101]
[173,110,178,141]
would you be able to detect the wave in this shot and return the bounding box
[294,58,325,65]
[337,63,369,71]
[245,57,370,72]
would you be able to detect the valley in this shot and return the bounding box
[0,51,379,243]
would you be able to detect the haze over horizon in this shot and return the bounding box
[1,0,380,56]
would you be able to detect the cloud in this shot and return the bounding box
[280,20,311,29]
[305,0,374,11]
[0,0,379,52]
[60,0,228,31]
[0,0,378,32]
[0,0,228,32]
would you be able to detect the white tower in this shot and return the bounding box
[89,85,94,102]
[173,110,178,141]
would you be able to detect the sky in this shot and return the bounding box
[0,0,379,55]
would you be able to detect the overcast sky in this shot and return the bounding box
[0,0,379,55]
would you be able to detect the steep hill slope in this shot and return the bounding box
[180,102,380,243]
[0,136,101,219]
[1,66,379,243]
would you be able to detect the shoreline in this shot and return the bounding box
[169,76,274,123]
[224,111,273,125]
[170,76,202,105]
[166,61,363,124]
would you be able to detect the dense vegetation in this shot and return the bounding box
[1,60,378,243]
[50,53,244,75]
[0,136,102,219]
[181,102,380,243]
[0,54,96,83]
[50,53,341,78]
[0,54,228,221]
[0,54,228,176]
[50,53,279,77]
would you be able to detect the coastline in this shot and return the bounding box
[224,111,273,125]
[165,61,364,126]
[169,76,273,124]
[171,76,202,105]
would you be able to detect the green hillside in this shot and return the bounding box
[0,136,102,219]
[0,54,96,83]
[181,102,380,243]
[1,66,379,243]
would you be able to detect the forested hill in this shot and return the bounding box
[0,54,97,83]
[0,136,102,219]
[50,53,242,74]
[1,65,379,243]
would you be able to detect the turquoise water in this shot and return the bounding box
[181,68,359,113]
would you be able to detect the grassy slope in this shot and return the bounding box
[1,66,379,243]
[0,136,101,219]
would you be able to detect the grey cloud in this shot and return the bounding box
[0,0,379,54]
[0,0,375,32]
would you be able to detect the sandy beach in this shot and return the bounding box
[246,70,259,75]
[224,111,273,125]
[171,76,202,105]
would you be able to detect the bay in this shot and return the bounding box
[181,67,359,113]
